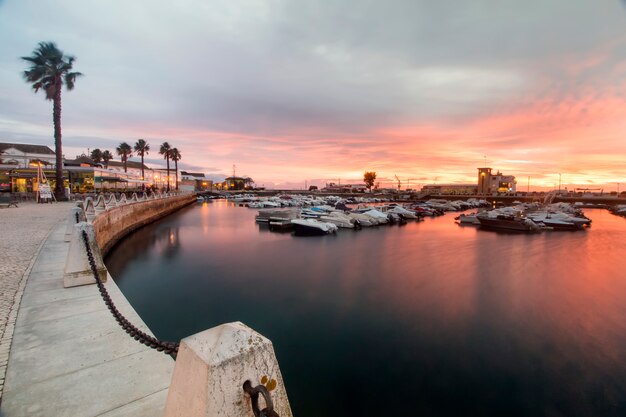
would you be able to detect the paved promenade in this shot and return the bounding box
[0,202,174,416]
[0,202,72,400]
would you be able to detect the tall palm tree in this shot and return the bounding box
[90,148,103,164]
[102,150,113,168]
[134,139,150,189]
[116,142,132,172]
[170,148,181,191]
[159,142,172,192]
[22,42,82,200]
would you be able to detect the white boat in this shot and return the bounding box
[320,212,355,228]
[363,209,389,224]
[347,213,376,227]
[455,213,480,225]
[255,209,299,223]
[291,219,338,235]
[387,206,418,219]
[526,211,590,228]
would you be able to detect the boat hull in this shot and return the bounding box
[477,216,537,232]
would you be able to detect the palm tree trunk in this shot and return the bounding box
[140,153,145,190]
[124,156,127,172]
[166,157,170,192]
[53,87,64,200]
[175,160,179,190]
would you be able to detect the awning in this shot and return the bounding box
[96,177,128,183]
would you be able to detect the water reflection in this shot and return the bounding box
[106,204,626,417]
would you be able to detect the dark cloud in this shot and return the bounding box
[2,0,626,184]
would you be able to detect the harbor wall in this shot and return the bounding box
[92,193,195,256]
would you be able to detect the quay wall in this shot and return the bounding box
[92,194,195,256]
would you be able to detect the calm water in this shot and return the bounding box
[106,201,626,417]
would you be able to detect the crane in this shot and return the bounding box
[394,175,401,190]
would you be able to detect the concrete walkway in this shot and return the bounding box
[0,202,174,416]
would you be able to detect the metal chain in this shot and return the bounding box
[81,230,179,357]
[243,380,279,417]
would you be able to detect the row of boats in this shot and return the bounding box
[256,204,429,235]
[455,202,592,231]
[611,205,626,218]
[199,193,598,234]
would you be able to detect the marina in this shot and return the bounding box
[106,200,626,417]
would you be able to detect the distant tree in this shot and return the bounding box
[22,41,82,200]
[364,171,377,191]
[170,147,181,191]
[90,148,103,164]
[134,139,150,187]
[243,177,255,189]
[116,142,132,172]
[159,142,172,191]
[308,185,318,191]
[102,150,113,168]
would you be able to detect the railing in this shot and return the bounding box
[80,191,186,222]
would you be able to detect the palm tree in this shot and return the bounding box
[90,148,103,164]
[159,142,172,192]
[134,139,150,187]
[102,150,113,168]
[22,42,82,200]
[170,148,181,191]
[116,142,132,172]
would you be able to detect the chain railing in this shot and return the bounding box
[80,230,180,357]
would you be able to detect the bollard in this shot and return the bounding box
[65,207,87,241]
[164,322,292,417]
[64,222,107,288]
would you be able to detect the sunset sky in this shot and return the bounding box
[1,0,626,189]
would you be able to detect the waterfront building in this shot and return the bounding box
[180,171,213,192]
[477,167,516,194]
[0,142,56,168]
[0,142,176,194]
[322,182,367,193]
[222,176,247,190]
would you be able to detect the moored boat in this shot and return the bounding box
[291,219,338,236]
[477,213,540,232]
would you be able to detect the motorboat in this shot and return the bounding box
[476,213,541,232]
[362,209,389,224]
[387,206,419,219]
[291,219,338,236]
[455,213,480,225]
[255,209,299,223]
[526,211,591,228]
[320,212,355,229]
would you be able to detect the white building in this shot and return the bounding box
[0,142,56,168]
[477,167,516,194]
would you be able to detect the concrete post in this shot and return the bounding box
[64,222,107,288]
[164,322,292,417]
[65,207,87,242]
